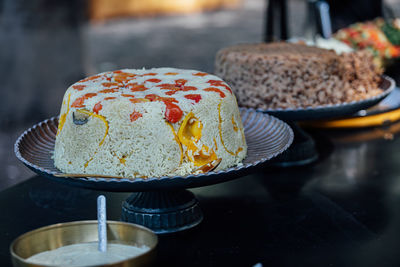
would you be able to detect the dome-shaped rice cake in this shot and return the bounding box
[53,68,247,178]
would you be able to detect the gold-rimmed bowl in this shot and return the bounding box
[10,220,158,267]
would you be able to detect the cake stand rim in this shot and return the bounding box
[256,75,395,121]
[14,108,294,192]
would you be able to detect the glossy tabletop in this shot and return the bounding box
[2,124,400,267]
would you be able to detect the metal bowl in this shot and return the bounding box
[10,220,158,267]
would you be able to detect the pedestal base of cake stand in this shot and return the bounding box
[121,190,203,234]
[269,122,318,167]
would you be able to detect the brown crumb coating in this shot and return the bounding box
[215,42,383,109]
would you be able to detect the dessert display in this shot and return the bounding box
[26,242,149,266]
[53,67,247,178]
[215,42,383,110]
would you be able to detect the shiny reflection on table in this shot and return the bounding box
[3,120,400,266]
[250,122,400,267]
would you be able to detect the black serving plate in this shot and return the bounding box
[353,84,400,117]
[259,75,395,121]
[15,108,293,192]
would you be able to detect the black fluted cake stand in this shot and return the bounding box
[15,108,293,234]
[259,75,395,167]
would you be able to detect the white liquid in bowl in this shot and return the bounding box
[26,242,149,266]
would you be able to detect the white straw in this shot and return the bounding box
[97,195,107,252]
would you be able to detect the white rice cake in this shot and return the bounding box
[54,68,247,178]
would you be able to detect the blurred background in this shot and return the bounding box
[1,0,399,189]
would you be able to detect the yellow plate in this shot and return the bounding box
[301,108,400,128]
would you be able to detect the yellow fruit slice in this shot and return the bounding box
[231,115,239,132]
[178,112,203,150]
[76,109,109,146]
[191,145,217,166]
[57,93,71,136]
[218,101,243,156]
[178,112,217,166]
[74,109,109,169]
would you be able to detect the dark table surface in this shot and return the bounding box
[2,123,400,267]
